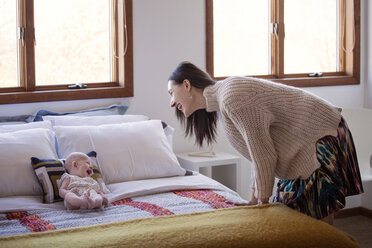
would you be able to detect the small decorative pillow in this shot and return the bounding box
[31,157,65,203]
[31,150,109,204]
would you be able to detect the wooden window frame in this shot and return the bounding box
[0,0,133,105]
[206,0,360,87]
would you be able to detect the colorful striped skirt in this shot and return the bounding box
[272,117,364,219]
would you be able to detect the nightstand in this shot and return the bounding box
[176,151,240,191]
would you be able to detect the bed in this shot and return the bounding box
[0,113,361,248]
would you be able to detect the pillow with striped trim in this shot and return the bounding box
[31,150,109,204]
[31,157,65,203]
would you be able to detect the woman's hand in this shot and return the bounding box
[247,188,270,205]
[247,188,258,205]
[258,197,269,205]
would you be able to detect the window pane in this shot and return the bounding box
[34,0,110,86]
[284,0,338,74]
[0,1,18,88]
[213,0,270,77]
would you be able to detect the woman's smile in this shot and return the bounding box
[176,103,183,111]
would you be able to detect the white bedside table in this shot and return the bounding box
[176,151,240,191]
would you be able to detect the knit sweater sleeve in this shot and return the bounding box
[229,106,277,200]
[250,166,256,189]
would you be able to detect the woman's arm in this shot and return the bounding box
[229,106,277,202]
[247,188,258,205]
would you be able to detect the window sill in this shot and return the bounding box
[0,85,133,104]
[212,75,359,88]
[272,76,359,88]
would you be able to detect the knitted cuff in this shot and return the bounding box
[255,183,274,200]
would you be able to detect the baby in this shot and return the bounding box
[59,152,108,210]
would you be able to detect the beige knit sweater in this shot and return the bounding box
[203,76,342,199]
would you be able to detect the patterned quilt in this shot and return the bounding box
[0,189,245,237]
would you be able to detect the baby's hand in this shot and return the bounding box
[102,195,109,207]
[85,189,92,196]
[71,188,80,194]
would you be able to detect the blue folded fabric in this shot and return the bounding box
[0,115,30,123]
[0,103,128,123]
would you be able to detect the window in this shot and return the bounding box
[0,0,133,104]
[206,0,360,87]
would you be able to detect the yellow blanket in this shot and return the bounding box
[0,203,360,248]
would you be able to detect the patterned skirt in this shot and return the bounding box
[272,117,364,219]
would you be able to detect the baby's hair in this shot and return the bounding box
[64,152,89,173]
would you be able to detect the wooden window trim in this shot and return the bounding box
[206,0,360,88]
[0,0,133,105]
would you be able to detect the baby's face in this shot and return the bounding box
[74,156,93,178]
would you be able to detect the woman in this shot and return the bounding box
[167,61,363,224]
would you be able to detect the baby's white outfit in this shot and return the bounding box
[60,173,100,197]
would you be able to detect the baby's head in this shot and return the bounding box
[65,152,93,178]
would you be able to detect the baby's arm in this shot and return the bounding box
[59,177,71,199]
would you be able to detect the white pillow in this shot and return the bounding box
[163,124,174,148]
[54,120,186,184]
[0,128,58,197]
[43,114,149,126]
[0,120,53,133]
[44,114,174,148]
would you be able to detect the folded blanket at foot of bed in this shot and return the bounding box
[0,203,359,248]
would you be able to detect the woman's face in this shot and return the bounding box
[168,80,193,117]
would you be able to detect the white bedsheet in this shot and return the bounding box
[0,173,246,213]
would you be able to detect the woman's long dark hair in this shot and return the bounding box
[168,61,217,147]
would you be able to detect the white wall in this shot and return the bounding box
[364,0,372,108]
[0,0,370,200]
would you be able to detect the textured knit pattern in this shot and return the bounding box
[111,198,174,216]
[5,212,28,220]
[31,158,65,203]
[173,189,237,209]
[6,211,56,232]
[273,117,364,219]
[203,76,342,199]
[0,190,242,236]
[0,204,360,248]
